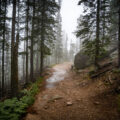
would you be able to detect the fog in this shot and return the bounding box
[61,0,83,43]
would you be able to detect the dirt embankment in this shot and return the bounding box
[23,63,120,120]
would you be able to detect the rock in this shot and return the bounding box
[74,48,117,70]
[52,95,63,100]
[66,101,73,106]
[44,105,49,109]
[98,81,103,86]
[43,95,49,100]
[77,82,87,87]
[74,51,90,70]
[76,82,80,86]
[94,101,100,105]
[76,99,82,102]
[82,82,87,87]
[48,95,63,103]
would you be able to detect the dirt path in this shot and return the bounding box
[24,63,120,120]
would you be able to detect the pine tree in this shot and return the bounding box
[25,0,30,84]
[119,4,120,67]
[54,0,63,64]
[76,0,111,69]
[0,0,10,97]
[1,0,7,97]
[110,0,120,67]
[11,0,18,97]
[37,0,59,74]
[30,0,36,82]
[0,0,61,98]
[95,0,100,68]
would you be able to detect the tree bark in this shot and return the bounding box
[13,32,19,95]
[26,0,29,84]
[118,7,120,67]
[102,0,106,44]
[11,0,18,97]
[30,0,35,82]
[95,0,100,69]
[40,0,45,74]
[0,0,2,98]
[2,0,7,97]
[23,41,25,80]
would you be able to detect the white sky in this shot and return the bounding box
[61,0,83,43]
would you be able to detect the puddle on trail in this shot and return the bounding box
[46,67,67,89]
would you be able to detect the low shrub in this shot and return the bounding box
[0,77,43,120]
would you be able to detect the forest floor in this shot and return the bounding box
[23,62,120,120]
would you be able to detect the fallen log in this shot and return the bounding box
[90,62,116,78]
[90,67,113,78]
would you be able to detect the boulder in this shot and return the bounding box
[74,47,117,70]
[74,51,90,70]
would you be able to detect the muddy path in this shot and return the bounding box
[23,62,120,120]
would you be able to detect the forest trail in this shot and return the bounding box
[24,63,120,120]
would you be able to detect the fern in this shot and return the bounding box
[0,77,43,120]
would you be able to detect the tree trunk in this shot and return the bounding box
[36,46,39,72]
[2,0,7,97]
[40,0,45,74]
[11,0,18,97]
[26,0,29,84]
[102,0,106,44]
[118,7,120,67]
[95,0,100,69]
[13,32,19,95]
[23,41,25,80]
[0,0,2,98]
[30,0,35,82]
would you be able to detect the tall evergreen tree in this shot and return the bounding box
[25,0,29,84]
[76,0,111,69]
[30,0,35,82]
[117,1,120,68]
[110,0,120,67]
[11,0,18,97]
[38,0,59,74]
[54,0,63,64]
[1,0,7,97]
[0,0,63,98]
[95,0,100,68]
